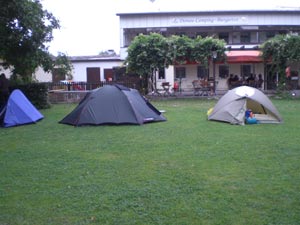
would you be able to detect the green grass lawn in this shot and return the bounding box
[1,98,300,225]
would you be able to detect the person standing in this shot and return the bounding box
[0,73,10,107]
[257,74,264,89]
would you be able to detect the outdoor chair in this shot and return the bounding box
[192,80,201,95]
[192,80,210,96]
[161,82,171,96]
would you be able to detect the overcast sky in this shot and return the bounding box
[41,0,300,56]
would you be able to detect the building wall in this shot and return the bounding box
[118,10,300,60]
[119,12,300,30]
[0,64,51,82]
[34,67,52,82]
[72,61,123,82]
[1,60,123,83]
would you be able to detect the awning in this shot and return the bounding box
[226,50,263,63]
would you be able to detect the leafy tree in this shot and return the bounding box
[191,36,227,67]
[125,33,227,94]
[0,0,60,81]
[53,52,74,80]
[261,34,300,82]
[167,35,194,65]
[125,33,170,93]
[167,35,226,66]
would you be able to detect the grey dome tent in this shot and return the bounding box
[59,84,166,126]
[208,86,282,125]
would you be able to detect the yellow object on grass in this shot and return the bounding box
[207,107,214,116]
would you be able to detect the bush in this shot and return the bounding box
[9,83,51,109]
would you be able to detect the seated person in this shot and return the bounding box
[246,74,255,87]
[230,75,241,88]
[245,109,257,124]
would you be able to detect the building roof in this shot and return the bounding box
[117,9,300,16]
[68,55,122,62]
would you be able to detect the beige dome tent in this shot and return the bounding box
[208,86,283,125]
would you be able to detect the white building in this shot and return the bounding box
[33,55,122,84]
[117,9,300,92]
[1,56,123,84]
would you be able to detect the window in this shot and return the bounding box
[259,32,267,43]
[250,32,258,43]
[266,31,276,39]
[219,32,229,43]
[241,65,252,79]
[158,68,165,80]
[219,65,229,79]
[278,31,287,35]
[258,31,277,43]
[196,32,208,38]
[175,67,186,79]
[241,32,251,44]
[175,32,186,37]
[232,32,240,44]
[197,66,209,79]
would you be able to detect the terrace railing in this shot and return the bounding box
[44,80,141,92]
[45,80,143,103]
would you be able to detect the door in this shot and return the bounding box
[104,68,113,81]
[86,67,100,90]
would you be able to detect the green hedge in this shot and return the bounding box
[9,83,51,109]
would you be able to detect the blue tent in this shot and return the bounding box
[0,89,44,127]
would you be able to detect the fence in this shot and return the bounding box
[45,81,142,104]
[45,80,141,92]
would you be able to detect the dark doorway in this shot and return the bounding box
[104,68,113,81]
[87,67,100,90]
